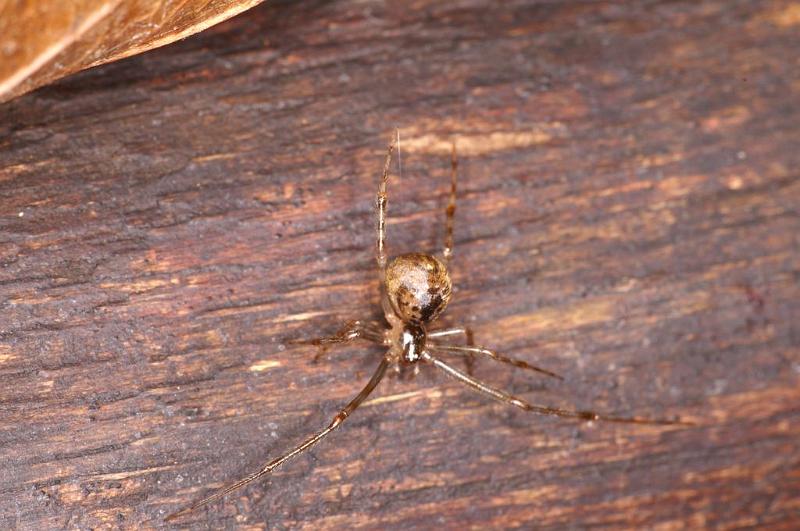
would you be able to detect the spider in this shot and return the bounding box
[166,131,690,522]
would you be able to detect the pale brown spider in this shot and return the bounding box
[166,132,690,522]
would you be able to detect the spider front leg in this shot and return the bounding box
[428,327,474,343]
[428,326,477,374]
[288,320,386,362]
[423,352,692,426]
[428,321,562,380]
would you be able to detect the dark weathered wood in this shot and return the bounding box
[1,0,799,529]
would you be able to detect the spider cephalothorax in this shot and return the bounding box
[397,321,426,364]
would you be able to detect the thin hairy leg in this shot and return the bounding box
[166,358,391,522]
[443,141,458,263]
[423,353,691,426]
[376,131,397,277]
[428,344,563,380]
[288,320,386,362]
[428,326,477,374]
[428,327,473,342]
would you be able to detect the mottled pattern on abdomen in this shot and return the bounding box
[385,253,452,324]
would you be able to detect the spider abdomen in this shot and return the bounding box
[385,253,452,324]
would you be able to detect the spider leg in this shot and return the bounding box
[376,131,397,277]
[287,320,386,362]
[428,326,477,374]
[422,352,692,426]
[443,140,458,264]
[165,357,391,522]
[428,344,563,380]
[428,327,472,341]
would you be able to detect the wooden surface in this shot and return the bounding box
[1,0,799,529]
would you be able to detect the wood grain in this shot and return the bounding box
[1,0,799,529]
[0,0,266,103]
